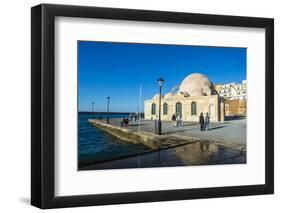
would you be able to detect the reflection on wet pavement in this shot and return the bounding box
[80,141,246,171]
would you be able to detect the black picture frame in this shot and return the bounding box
[31,3,274,209]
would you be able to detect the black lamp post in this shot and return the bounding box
[107,97,110,124]
[91,102,95,113]
[157,78,164,135]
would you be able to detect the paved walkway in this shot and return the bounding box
[84,117,247,169]
[105,118,246,150]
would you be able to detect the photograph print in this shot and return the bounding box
[78,41,247,171]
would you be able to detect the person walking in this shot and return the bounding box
[199,112,205,131]
[171,114,176,127]
[204,112,211,130]
[176,115,179,127]
[177,115,182,127]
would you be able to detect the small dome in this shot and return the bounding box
[179,73,215,96]
[153,94,163,100]
[181,91,189,97]
[174,91,185,98]
[164,93,174,99]
[170,85,179,94]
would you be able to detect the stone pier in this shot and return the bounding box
[88,119,200,150]
[88,118,246,152]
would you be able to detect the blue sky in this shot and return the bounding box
[78,41,246,112]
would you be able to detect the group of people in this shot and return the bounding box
[199,112,211,131]
[120,113,142,127]
[129,113,139,122]
[120,117,130,127]
[123,112,211,131]
[171,113,211,131]
[171,114,183,127]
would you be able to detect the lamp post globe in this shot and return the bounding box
[158,78,164,87]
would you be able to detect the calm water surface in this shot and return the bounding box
[78,113,150,168]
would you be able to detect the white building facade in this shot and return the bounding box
[144,73,225,122]
[215,80,247,100]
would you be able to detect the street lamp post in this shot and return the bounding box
[91,102,95,113]
[107,97,110,124]
[157,78,164,135]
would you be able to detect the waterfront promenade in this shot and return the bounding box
[95,117,246,151]
[82,117,246,170]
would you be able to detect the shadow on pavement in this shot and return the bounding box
[210,125,227,130]
[225,115,246,121]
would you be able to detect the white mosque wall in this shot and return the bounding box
[144,95,221,122]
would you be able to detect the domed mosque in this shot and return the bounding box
[144,73,225,122]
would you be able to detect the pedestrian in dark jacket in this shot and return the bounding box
[171,114,176,126]
[199,112,205,131]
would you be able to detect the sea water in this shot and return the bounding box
[78,112,150,168]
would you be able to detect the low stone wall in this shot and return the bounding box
[88,119,198,149]
[88,119,162,149]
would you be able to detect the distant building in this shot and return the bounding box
[224,99,247,116]
[215,80,247,116]
[144,73,225,122]
[215,80,247,100]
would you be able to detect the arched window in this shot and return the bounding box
[191,101,197,115]
[175,102,182,116]
[151,103,156,115]
[163,103,168,115]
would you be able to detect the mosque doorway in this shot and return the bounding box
[209,104,215,119]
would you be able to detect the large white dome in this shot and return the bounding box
[179,73,215,96]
